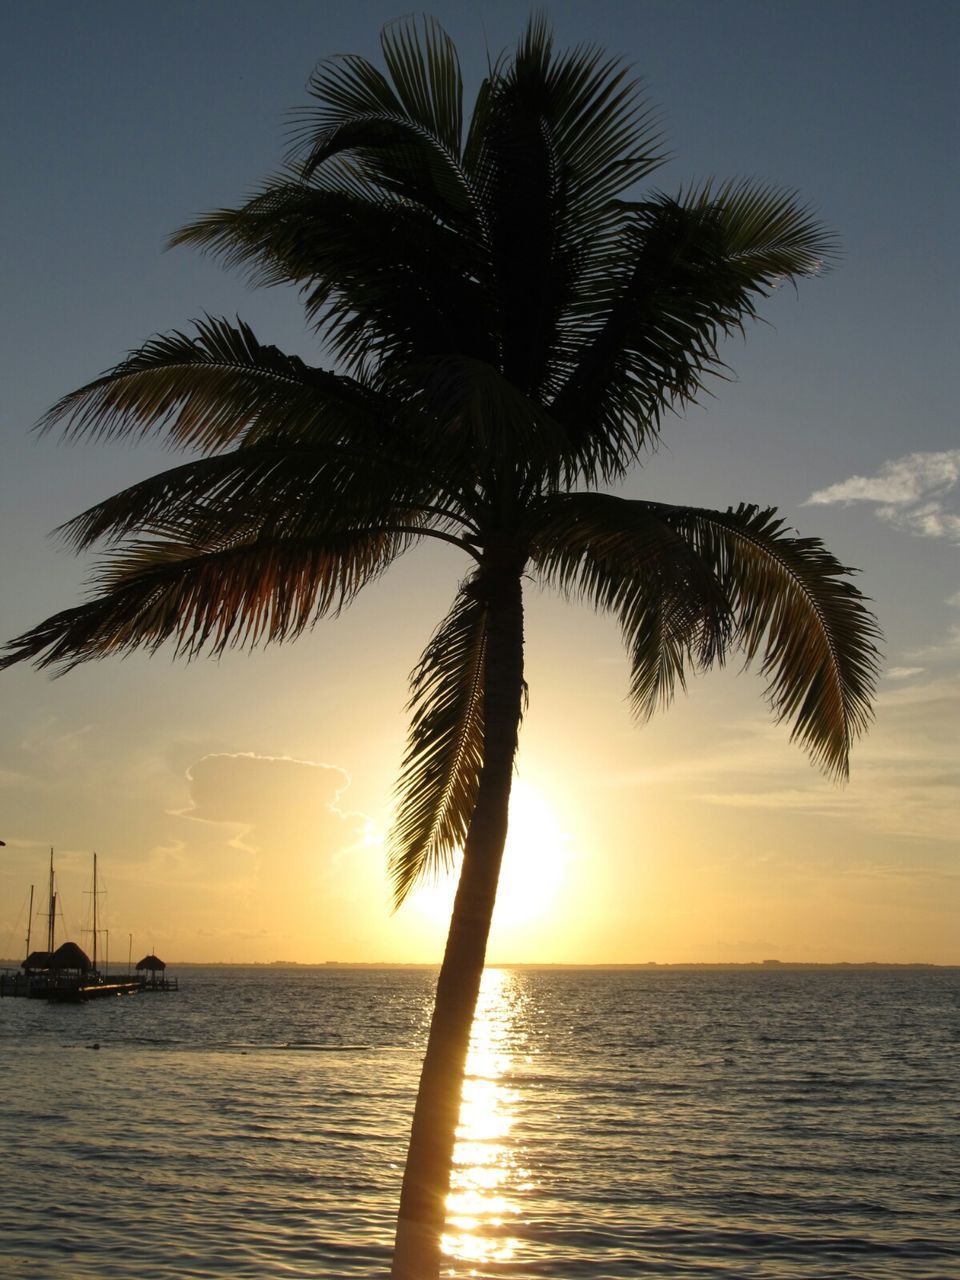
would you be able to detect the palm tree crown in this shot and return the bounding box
[3,18,880,1275]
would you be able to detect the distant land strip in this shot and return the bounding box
[5,959,952,970]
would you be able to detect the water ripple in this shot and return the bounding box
[1,966,958,1278]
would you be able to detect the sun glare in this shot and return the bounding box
[442,967,526,1265]
[411,780,569,929]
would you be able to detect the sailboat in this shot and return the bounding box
[19,849,62,996]
[12,851,141,1000]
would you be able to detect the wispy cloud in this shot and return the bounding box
[0,767,36,790]
[805,449,960,541]
[607,669,959,845]
[903,625,960,663]
[692,673,960,842]
[699,787,849,815]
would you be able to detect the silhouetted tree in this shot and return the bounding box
[3,19,880,1278]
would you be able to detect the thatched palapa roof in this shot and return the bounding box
[136,953,166,971]
[50,941,92,972]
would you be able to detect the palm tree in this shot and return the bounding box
[2,17,879,1278]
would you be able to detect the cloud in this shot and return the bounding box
[19,718,97,759]
[605,670,959,847]
[180,751,351,827]
[692,673,960,842]
[805,449,960,542]
[903,624,960,663]
[886,666,924,680]
[699,787,849,815]
[135,751,384,956]
[875,672,960,708]
[806,449,960,507]
[177,752,370,867]
[0,767,36,790]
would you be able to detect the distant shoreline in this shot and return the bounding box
[5,958,954,971]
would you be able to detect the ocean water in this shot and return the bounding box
[1,965,958,1279]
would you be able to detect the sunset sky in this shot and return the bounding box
[1,0,957,965]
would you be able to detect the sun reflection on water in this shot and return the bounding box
[442,967,527,1268]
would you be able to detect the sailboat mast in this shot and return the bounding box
[91,851,98,973]
[46,848,56,954]
[25,884,34,959]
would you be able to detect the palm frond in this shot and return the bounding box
[378,17,464,157]
[297,16,464,161]
[531,494,880,776]
[178,184,495,376]
[656,502,880,778]
[682,179,839,279]
[55,432,476,555]
[462,17,665,402]
[530,492,732,715]
[518,16,665,223]
[278,16,483,232]
[550,186,836,478]
[0,525,414,674]
[38,316,387,453]
[389,581,487,907]
[383,355,574,498]
[470,16,665,226]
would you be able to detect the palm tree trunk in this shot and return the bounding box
[391,566,525,1280]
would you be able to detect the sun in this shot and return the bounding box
[410,779,569,928]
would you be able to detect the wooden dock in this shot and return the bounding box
[1,971,177,999]
[45,979,142,1002]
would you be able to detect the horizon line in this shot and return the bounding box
[5,958,953,970]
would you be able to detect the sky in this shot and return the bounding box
[1,0,957,965]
